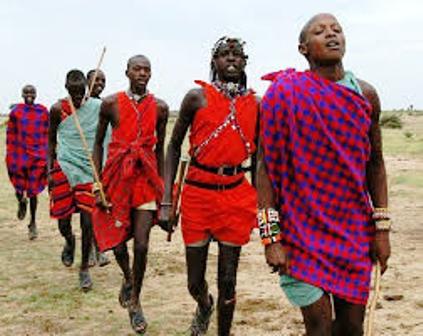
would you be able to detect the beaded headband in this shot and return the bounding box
[211,36,248,60]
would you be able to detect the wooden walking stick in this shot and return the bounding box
[365,261,382,336]
[167,157,189,242]
[86,47,106,103]
[68,46,108,207]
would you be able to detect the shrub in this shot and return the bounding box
[380,114,403,129]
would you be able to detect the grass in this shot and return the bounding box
[0,114,422,335]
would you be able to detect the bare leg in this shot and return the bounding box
[131,210,154,305]
[29,196,37,225]
[217,243,241,336]
[332,296,365,336]
[58,217,75,267]
[79,211,93,271]
[300,293,332,336]
[113,242,132,308]
[27,196,38,239]
[186,243,212,310]
[127,209,154,334]
[16,192,27,220]
[79,211,93,291]
[114,242,131,282]
[186,242,214,335]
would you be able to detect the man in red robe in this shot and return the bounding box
[92,55,168,335]
[6,85,48,240]
[160,37,259,336]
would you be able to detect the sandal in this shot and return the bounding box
[97,252,110,267]
[61,235,75,267]
[118,279,132,308]
[190,294,214,336]
[17,197,27,220]
[79,270,93,292]
[128,303,148,334]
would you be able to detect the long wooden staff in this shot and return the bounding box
[365,261,382,336]
[167,157,189,242]
[86,47,106,103]
[68,47,107,206]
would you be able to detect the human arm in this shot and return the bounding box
[155,99,169,178]
[47,103,62,179]
[92,96,114,176]
[92,96,115,206]
[258,88,289,275]
[6,109,18,157]
[158,88,203,223]
[250,97,261,187]
[360,79,390,275]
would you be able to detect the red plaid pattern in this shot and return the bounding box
[5,103,49,197]
[261,69,374,305]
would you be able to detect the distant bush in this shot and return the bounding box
[380,114,403,129]
[404,131,414,139]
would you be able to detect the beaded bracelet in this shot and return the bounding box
[372,207,390,221]
[257,208,282,246]
[375,219,392,231]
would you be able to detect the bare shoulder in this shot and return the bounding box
[357,79,380,105]
[101,93,118,108]
[50,101,62,116]
[185,87,204,101]
[154,97,169,121]
[155,97,168,110]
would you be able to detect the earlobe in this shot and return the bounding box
[298,43,307,57]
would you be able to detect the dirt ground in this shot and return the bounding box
[0,115,422,335]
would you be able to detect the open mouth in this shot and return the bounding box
[326,40,340,50]
[227,65,237,72]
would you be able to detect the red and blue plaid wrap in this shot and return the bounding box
[261,69,374,305]
[5,103,49,197]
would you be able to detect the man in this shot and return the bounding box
[6,85,49,240]
[87,69,106,99]
[258,14,391,336]
[86,68,110,268]
[48,70,101,291]
[159,37,259,336]
[92,55,168,335]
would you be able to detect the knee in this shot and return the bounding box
[188,279,207,299]
[218,274,236,300]
[133,241,148,256]
[58,219,72,236]
[113,244,128,258]
[343,321,363,336]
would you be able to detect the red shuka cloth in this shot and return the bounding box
[93,92,163,252]
[181,81,258,245]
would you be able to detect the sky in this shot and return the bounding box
[1,0,422,112]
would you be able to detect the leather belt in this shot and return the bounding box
[190,157,250,176]
[184,177,244,191]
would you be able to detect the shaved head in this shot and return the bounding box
[22,84,36,93]
[127,55,150,70]
[298,13,345,66]
[21,84,36,105]
[299,13,339,43]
